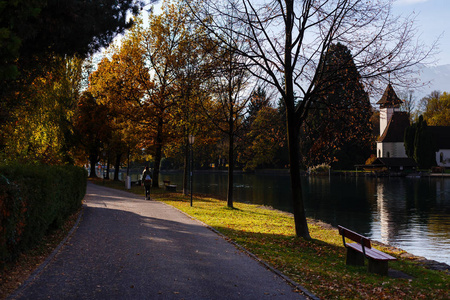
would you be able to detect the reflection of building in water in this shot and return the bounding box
[374,180,407,245]
[376,182,391,244]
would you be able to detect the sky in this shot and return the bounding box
[392,0,450,66]
[147,0,449,65]
[113,0,449,99]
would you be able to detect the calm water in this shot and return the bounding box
[160,172,450,265]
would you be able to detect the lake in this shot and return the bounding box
[160,171,450,265]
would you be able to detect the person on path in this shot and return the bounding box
[142,166,152,200]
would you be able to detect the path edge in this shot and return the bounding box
[161,201,320,300]
[7,206,85,300]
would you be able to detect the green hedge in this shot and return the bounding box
[0,164,87,267]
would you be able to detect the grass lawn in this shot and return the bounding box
[3,178,445,300]
[96,179,449,299]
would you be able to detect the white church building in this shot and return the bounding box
[376,83,450,169]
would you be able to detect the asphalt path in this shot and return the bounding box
[9,182,310,300]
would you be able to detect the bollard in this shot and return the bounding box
[126,176,131,190]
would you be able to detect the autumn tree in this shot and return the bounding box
[167,3,218,195]
[137,3,195,187]
[420,91,450,126]
[204,51,252,206]
[89,46,145,180]
[241,106,285,170]
[196,8,255,207]
[238,86,285,170]
[73,92,113,178]
[102,1,206,187]
[188,0,435,238]
[1,57,83,164]
[0,0,153,158]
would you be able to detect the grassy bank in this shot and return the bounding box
[96,179,449,299]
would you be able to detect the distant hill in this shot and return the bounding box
[369,64,450,107]
[415,64,450,99]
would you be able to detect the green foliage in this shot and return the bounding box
[0,0,46,80]
[9,0,146,61]
[73,91,113,177]
[0,164,87,267]
[239,87,286,171]
[1,56,83,164]
[404,121,417,158]
[405,116,438,169]
[0,0,149,150]
[414,117,438,169]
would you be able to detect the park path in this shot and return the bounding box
[9,182,310,300]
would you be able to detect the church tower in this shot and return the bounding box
[376,84,409,158]
[377,83,403,135]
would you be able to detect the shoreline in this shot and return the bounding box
[259,205,450,272]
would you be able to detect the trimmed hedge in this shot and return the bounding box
[0,164,87,267]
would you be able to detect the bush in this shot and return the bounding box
[0,164,87,267]
[309,163,330,174]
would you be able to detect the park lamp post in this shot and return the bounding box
[188,134,195,206]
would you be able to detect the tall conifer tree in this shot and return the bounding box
[301,43,373,169]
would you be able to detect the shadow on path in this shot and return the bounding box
[9,183,309,300]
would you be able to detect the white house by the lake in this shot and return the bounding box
[429,127,450,168]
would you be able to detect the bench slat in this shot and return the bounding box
[346,243,396,261]
[365,247,396,261]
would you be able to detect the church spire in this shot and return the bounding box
[376,83,403,108]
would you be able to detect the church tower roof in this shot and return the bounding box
[377,83,403,108]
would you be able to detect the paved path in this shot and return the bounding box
[10,183,310,300]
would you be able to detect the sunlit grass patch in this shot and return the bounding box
[94,180,449,299]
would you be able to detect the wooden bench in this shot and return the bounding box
[163,180,177,191]
[338,225,396,276]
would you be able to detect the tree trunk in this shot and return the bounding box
[105,152,110,180]
[227,81,234,208]
[183,138,189,195]
[284,0,310,239]
[89,154,98,178]
[286,110,311,240]
[227,131,234,208]
[153,117,163,188]
[113,152,122,181]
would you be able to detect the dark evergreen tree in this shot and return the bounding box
[300,43,373,169]
[404,121,417,158]
[413,116,438,169]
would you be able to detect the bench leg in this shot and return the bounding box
[368,259,388,276]
[346,248,365,266]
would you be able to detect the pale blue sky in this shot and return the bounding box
[393,0,450,65]
[149,0,449,65]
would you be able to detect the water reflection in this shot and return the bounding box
[160,172,450,264]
